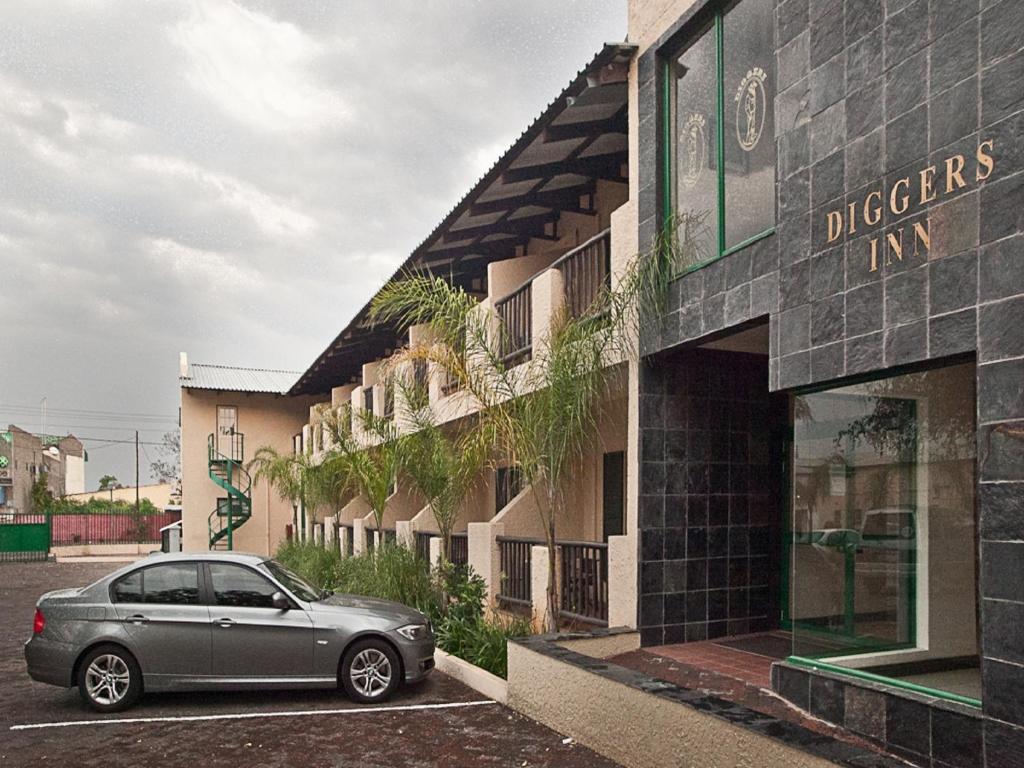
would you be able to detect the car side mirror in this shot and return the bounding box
[271,592,289,611]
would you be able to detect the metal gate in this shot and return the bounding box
[0,513,51,562]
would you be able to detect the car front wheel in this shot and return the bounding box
[77,644,142,713]
[340,639,400,704]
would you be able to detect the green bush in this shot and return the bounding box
[46,497,162,516]
[274,540,530,678]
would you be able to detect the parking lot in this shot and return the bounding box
[0,560,619,767]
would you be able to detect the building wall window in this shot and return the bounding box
[789,361,978,704]
[665,0,775,271]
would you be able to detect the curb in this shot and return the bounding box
[433,649,508,705]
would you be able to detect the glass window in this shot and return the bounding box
[666,0,776,269]
[789,363,978,702]
[112,571,143,603]
[723,0,775,248]
[143,564,200,605]
[263,560,320,602]
[672,24,719,267]
[209,563,278,608]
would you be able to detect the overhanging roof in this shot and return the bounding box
[290,41,636,397]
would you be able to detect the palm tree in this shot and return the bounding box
[247,446,310,536]
[394,378,494,564]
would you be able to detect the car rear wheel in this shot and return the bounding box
[340,639,400,704]
[77,645,142,713]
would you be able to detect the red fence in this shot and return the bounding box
[49,512,181,546]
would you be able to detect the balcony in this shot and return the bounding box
[495,281,533,367]
[553,229,611,321]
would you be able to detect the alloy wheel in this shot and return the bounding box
[349,648,392,698]
[84,654,131,706]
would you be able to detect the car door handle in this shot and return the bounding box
[215,618,235,628]
[124,614,148,625]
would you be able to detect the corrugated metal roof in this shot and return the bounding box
[181,364,300,394]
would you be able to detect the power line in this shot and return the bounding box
[74,436,166,446]
[0,403,177,420]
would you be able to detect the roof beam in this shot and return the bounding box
[469,180,597,216]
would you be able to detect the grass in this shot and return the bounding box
[275,540,530,678]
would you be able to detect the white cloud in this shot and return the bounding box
[145,237,266,293]
[132,153,317,237]
[171,0,348,133]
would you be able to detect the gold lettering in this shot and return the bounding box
[945,155,967,193]
[886,230,904,264]
[864,191,883,226]
[847,202,857,235]
[977,139,995,181]
[913,219,930,256]
[869,237,880,272]
[891,178,910,215]
[827,211,844,243]
[920,166,938,204]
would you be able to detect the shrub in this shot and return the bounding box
[274,540,530,678]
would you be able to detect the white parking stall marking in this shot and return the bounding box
[10,699,498,731]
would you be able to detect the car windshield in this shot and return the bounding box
[262,560,323,602]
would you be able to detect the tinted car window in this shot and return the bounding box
[112,571,143,603]
[143,564,200,604]
[209,563,277,608]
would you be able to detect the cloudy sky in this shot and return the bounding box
[0,0,626,488]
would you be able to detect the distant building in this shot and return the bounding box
[66,482,174,509]
[178,354,316,553]
[0,425,86,514]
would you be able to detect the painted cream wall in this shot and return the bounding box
[180,387,317,555]
[64,455,86,495]
[67,483,172,508]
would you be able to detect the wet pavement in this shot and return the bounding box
[0,560,620,767]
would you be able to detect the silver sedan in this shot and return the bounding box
[25,552,435,712]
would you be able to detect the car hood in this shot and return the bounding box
[312,593,426,624]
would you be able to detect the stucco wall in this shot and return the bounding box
[180,387,316,555]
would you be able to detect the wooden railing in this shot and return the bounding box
[415,531,433,561]
[380,528,397,546]
[559,540,609,626]
[554,229,611,320]
[449,532,469,568]
[495,282,532,366]
[497,536,540,608]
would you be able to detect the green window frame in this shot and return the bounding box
[660,0,776,275]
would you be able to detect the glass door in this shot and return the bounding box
[216,406,238,461]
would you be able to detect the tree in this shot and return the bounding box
[150,430,181,492]
[371,222,680,630]
[98,475,119,491]
[30,470,53,513]
[247,446,318,535]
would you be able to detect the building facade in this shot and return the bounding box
[0,426,85,514]
[629,0,1023,764]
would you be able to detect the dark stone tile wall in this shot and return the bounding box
[634,0,1024,762]
[638,348,786,646]
[771,663,986,768]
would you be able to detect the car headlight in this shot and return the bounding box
[396,624,429,641]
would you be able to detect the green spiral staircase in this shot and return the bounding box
[207,432,252,550]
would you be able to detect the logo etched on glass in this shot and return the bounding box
[680,112,707,189]
[734,67,767,152]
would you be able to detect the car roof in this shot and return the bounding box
[140,551,268,566]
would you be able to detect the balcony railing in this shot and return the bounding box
[553,228,611,320]
[380,528,397,546]
[559,540,609,626]
[449,532,469,568]
[415,531,433,561]
[341,524,354,556]
[495,282,532,366]
[497,536,540,608]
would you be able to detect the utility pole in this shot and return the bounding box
[135,430,140,515]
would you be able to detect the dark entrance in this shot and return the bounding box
[602,451,625,540]
[638,325,788,646]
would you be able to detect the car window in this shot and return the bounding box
[263,560,320,602]
[112,571,143,603]
[111,563,199,605]
[144,564,200,604]
[209,563,278,608]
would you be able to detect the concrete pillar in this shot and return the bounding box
[323,516,335,547]
[530,268,565,357]
[531,544,551,633]
[607,533,637,628]
[428,536,442,568]
[353,518,367,556]
[396,520,415,551]
[338,525,349,558]
[313,523,322,546]
[469,521,504,608]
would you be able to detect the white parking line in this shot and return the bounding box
[10,699,498,731]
